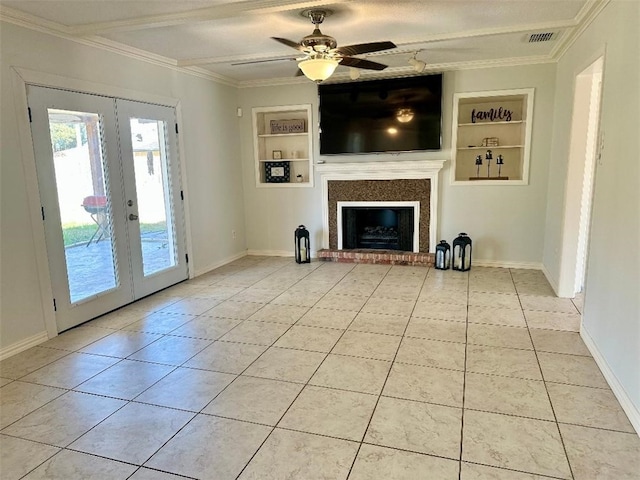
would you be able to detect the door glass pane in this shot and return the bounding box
[130,118,177,276]
[48,109,118,303]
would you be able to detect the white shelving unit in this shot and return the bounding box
[451,89,534,185]
[252,104,313,188]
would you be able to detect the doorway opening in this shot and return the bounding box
[558,56,604,298]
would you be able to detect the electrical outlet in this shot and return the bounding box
[232,230,236,239]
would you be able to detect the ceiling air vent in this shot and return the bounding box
[528,32,556,43]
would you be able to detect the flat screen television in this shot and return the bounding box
[318,74,442,155]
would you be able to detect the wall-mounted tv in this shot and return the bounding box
[318,74,442,155]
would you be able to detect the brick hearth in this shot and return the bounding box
[317,248,435,267]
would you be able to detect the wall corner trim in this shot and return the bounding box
[0,331,50,361]
[542,263,561,296]
[581,326,640,436]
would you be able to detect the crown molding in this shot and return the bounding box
[179,20,575,69]
[0,6,239,87]
[238,55,555,88]
[0,5,72,35]
[1,0,608,90]
[550,0,610,60]
[393,19,578,49]
[69,0,349,35]
[85,36,238,87]
[178,53,297,68]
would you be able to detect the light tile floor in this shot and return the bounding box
[1,257,638,479]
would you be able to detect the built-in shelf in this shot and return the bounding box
[458,120,524,126]
[457,145,523,150]
[258,158,309,162]
[257,133,309,138]
[451,89,534,185]
[252,104,313,187]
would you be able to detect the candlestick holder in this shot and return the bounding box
[475,155,483,178]
[485,150,493,178]
[496,154,504,178]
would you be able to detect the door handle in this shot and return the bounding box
[129,213,139,221]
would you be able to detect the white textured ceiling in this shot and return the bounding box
[0,0,599,85]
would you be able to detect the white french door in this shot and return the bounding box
[28,86,188,332]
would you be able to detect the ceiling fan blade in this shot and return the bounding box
[295,68,305,77]
[232,57,294,66]
[339,57,388,71]
[335,41,396,56]
[272,37,305,52]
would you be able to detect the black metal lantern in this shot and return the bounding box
[452,233,472,271]
[435,240,451,270]
[294,225,310,264]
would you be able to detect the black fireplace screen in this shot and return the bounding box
[342,207,414,251]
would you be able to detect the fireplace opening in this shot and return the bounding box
[341,207,415,251]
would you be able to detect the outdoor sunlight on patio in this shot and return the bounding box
[50,111,174,303]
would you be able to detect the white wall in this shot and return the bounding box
[543,0,640,423]
[239,64,557,265]
[238,83,321,256]
[441,65,556,265]
[0,22,246,350]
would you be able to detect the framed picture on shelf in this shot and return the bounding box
[265,161,290,183]
[272,150,282,160]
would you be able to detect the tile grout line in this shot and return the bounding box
[127,260,344,477]
[3,262,609,479]
[81,259,290,473]
[344,266,430,480]
[510,267,576,480]
[9,258,298,479]
[229,265,392,478]
[458,269,471,480]
[232,262,367,479]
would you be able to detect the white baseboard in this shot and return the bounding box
[245,254,537,266]
[247,249,319,259]
[191,250,247,278]
[473,260,543,270]
[0,331,50,361]
[581,326,640,436]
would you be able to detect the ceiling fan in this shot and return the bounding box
[239,10,396,82]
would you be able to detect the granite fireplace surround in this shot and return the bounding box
[316,160,444,265]
[327,179,431,252]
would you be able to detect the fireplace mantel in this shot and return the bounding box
[318,160,446,253]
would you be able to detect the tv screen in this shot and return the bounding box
[319,74,442,155]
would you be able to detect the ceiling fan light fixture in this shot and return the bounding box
[396,108,414,123]
[298,57,340,82]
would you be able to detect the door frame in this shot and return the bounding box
[556,54,605,298]
[11,66,195,339]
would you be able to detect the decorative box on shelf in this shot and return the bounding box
[264,161,290,183]
[481,137,499,147]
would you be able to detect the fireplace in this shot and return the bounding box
[338,202,420,252]
[317,160,446,258]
